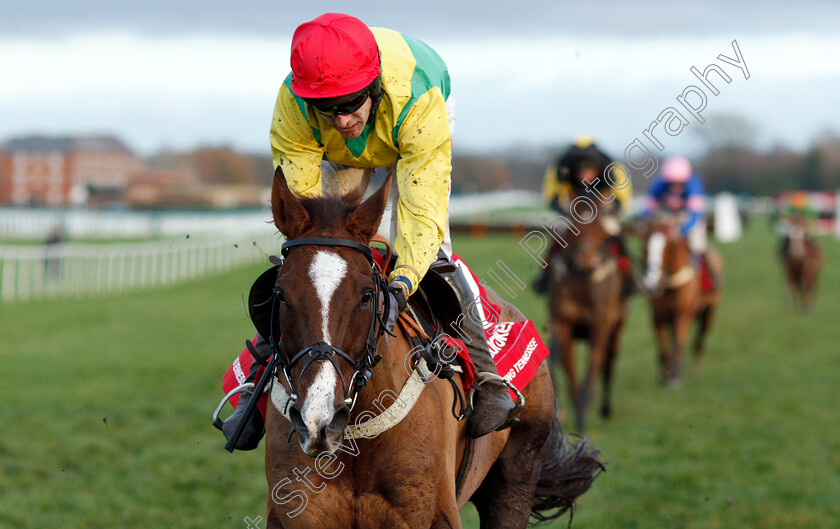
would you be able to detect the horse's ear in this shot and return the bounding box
[345,173,392,243]
[271,166,310,239]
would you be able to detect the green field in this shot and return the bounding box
[1,219,838,528]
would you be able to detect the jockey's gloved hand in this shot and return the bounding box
[385,279,409,334]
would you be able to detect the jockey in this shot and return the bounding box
[221,13,515,450]
[780,191,817,235]
[778,191,818,258]
[642,156,712,279]
[533,136,636,294]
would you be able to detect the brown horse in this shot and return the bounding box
[780,220,822,312]
[547,216,627,432]
[642,217,722,388]
[258,168,602,529]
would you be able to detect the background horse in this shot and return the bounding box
[547,216,627,432]
[261,168,602,529]
[642,216,722,388]
[780,220,822,312]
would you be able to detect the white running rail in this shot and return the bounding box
[0,233,281,303]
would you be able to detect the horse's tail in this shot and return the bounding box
[530,413,605,525]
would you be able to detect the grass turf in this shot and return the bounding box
[0,218,837,528]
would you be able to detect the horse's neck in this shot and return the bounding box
[790,227,806,258]
[664,240,692,274]
[645,231,692,289]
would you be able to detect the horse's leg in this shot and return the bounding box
[803,260,820,313]
[578,327,609,431]
[471,365,555,529]
[546,333,564,397]
[795,264,807,311]
[669,309,693,389]
[429,498,462,529]
[652,317,670,385]
[471,430,544,529]
[600,321,622,418]
[553,320,578,423]
[804,279,815,313]
[784,271,796,311]
[691,303,714,379]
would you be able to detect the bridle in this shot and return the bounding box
[251,237,391,411]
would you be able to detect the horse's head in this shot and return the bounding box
[642,215,691,291]
[253,167,391,456]
[566,216,611,275]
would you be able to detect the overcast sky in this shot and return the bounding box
[2,1,839,160]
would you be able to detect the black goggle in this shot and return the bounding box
[307,91,369,117]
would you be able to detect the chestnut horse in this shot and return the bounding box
[642,217,722,388]
[547,216,627,432]
[780,220,822,312]
[258,168,602,529]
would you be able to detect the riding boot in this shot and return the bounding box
[221,335,270,451]
[608,235,639,297]
[531,265,549,295]
[442,266,517,438]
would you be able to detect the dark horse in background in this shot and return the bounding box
[780,219,822,312]
[546,215,628,432]
[258,168,602,529]
[642,215,723,388]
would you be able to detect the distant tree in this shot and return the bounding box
[799,147,822,190]
[451,155,512,193]
[814,133,840,189]
[190,147,256,184]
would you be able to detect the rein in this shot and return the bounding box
[264,237,391,411]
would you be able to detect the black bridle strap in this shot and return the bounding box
[273,236,388,402]
[289,341,356,386]
[282,237,374,262]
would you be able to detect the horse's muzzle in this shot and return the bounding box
[289,404,350,456]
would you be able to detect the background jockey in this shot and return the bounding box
[533,136,637,295]
[221,13,515,450]
[642,155,714,284]
[780,191,818,235]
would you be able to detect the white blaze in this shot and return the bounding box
[301,251,347,436]
[645,232,666,290]
[309,250,348,343]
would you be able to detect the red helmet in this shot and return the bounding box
[661,156,692,183]
[290,13,381,99]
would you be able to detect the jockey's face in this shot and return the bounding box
[577,162,599,185]
[324,97,372,139]
[668,182,685,194]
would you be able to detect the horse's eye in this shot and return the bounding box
[360,291,374,306]
[274,289,286,304]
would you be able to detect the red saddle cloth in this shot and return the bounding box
[450,255,549,400]
[222,254,549,417]
[699,260,715,293]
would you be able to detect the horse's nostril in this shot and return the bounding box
[288,405,308,439]
[325,405,350,437]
